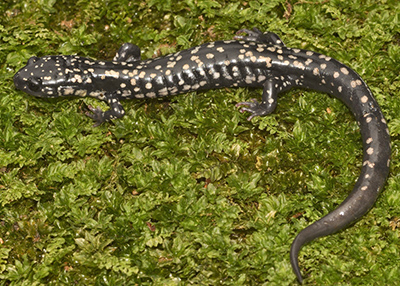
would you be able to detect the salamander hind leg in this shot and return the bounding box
[236,79,278,120]
[235,28,285,47]
[113,43,141,63]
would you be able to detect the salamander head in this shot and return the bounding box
[14,55,91,98]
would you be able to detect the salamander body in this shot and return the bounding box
[13,28,391,283]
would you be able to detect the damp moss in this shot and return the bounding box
[0,0,399,285]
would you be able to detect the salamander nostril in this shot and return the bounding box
[13,72,22,90]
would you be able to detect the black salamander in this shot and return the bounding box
[13,28,391,283]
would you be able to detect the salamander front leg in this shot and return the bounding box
[113,43,141,63]
[86,92,126,126]
[236,79,278,120]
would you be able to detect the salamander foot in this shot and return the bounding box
[236,98,275,121]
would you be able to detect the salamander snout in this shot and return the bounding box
[13,68,43,95]
[13,55,66,97]
[13,68,25,91]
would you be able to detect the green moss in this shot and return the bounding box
[0,0,399,284]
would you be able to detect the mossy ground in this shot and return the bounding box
[0,0,400,285]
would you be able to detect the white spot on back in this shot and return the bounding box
[361,96,368,103]
[340,67,349,75]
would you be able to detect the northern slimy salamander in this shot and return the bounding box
[13,28,391,283]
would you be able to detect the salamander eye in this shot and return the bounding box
[27,77,42,92]
[27,56,39,65]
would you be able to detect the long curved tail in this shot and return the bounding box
[290,112,390,283]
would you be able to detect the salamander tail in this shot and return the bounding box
[290,232,306,283]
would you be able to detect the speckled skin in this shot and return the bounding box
[13,29,391,283]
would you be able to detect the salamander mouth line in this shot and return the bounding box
[13,27,390,284]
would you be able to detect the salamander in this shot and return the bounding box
[13,28,391,283]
